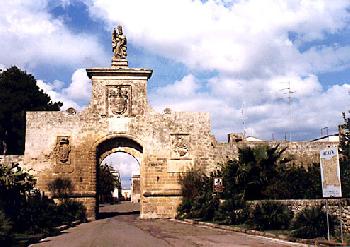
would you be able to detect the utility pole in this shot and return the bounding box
[321,127,329,137]
[241,101,246,138]
[280,81,295,142]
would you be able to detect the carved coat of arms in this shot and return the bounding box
[172,135,189,158]
[54,136,71,165]
[109,87,129,116]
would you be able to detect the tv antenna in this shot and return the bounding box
[280,81,295,142]
[241,101,246,138]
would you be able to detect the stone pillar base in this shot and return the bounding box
[140,196,182,219]
[111,58,128,68]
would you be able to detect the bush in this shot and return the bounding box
[213,198,247,225]
[0,163,85,240]
[263,164,322,199]
[179,169,205,201]
[290,206,336,239]
[0,208,12,245]
[247,201,293,230]
[176,199,193,219]
[55,200,87,225]
[15,190,59,234]
[47,177,73,200]
[190,193,219,221]
[177,170,220,221]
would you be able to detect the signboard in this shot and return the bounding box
[320,147,342,198]
[213,177,224,193]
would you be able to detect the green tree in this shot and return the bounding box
[177,169,220,221]
[234,145,290,200]
[98,164,120,203]
[0,66,62,154]
[0,163,86,242]
[264,163,322,199]
[0,163,36,217]
[339,112,350,197]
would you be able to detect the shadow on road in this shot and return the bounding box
[97,210,140,219]
[97,201,140,219]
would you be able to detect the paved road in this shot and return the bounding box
[32,202,305,247]
[99,202,140,214]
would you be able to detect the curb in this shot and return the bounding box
[170,219,345,246]
[28,220,85,246]
[53,219,82,231]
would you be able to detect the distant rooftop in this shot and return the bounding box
[311,134,339,142]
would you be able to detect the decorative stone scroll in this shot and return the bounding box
[66,107,77,115]
[171,134,190,158]
[107,85,131,117]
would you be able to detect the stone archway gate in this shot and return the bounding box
[23,31,214,219]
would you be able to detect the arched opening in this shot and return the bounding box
[95,136,142,217]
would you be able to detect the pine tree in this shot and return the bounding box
[0,66,62,154]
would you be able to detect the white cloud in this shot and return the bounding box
[302,45,350,73]
[156,74,199,97]
[101,152,140,177]
[0,1,108,70]
[151,73,348,141]
[3,0,349,142]
[37,68,91,110]
[101,152,140,189]
[87,0,350,77]
[62,69,92,102]
[87,0,350,140]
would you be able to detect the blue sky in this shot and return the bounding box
[1,0,350,142]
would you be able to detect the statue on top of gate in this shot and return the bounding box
[112,25,127,60]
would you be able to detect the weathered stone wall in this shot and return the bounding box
[213,137,338,166]
[21,52,340,221]
[131,175,140,203]
[248,199,350,232]
[22,66,341,221]
[23,66,214,219]
[247,141,338,166]
[0,155,24,166]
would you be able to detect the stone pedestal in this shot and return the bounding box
[86,67,152,118]
[111,57,128,68]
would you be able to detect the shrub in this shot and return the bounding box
[55,200,87,224]
[247,201,293,230]
[263,164,322,199]
[15,190,58,234]
[290,206,336,239]
[0,163,36,219]
[179,169,205,201]
[177,170,220,221]
[47,177,73,200]
[191,193,219,221]
[0,208,12,245]
[177,199,193,219]
[213,198,247,225]
[0,163,85,239]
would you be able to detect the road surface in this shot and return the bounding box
[32,202,305,247]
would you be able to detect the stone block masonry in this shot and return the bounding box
[23,64,214,219]
[20,27,341,220]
